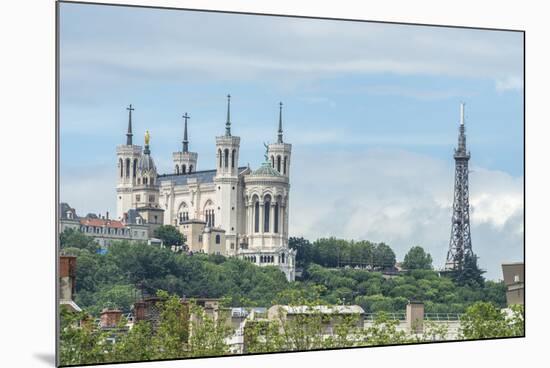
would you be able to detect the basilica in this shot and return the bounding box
[116,96,296,281]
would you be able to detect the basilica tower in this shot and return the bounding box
[267,102,292,178]
[133,130,164,235]
[116,104,142,220]
[214,94,241,251]
[173,112,198,174]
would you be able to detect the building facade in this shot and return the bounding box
[115,97,296,281]
[59,203,149,247]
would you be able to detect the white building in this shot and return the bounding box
[116,96,296,280]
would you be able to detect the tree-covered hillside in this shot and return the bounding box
[60,230,505,316]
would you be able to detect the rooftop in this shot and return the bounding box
[80,218,125,229]
[158,167,248,185]
[272,305,365,315]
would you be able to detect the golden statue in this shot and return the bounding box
[145,130,150,145]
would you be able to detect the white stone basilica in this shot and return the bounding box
[116,96,296,281]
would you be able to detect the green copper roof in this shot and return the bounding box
[252,162,281,177]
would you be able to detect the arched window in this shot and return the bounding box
[277,156,281,173]
[264,195,271,233]
[175,165,179,174]
[283,156,287,175]
[125,158,130,177]
[133,159,137,178]
[254,201,260,233]
[231,149,236,168]
[218,149,222,168]
[215,234,221,244]
[189,164,193,173]
[282,253,285,263]
[119,158,123,178]
[137,178,141,185]
[143,177,148,185]
[271,155,274,168]
[274,202,279,233]
[224,149,229,168]
[204,201,215,227]
[182,165,186,174]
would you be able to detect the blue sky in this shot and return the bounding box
[59,3,523,279]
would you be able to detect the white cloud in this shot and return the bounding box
[496,76,524,92]
[60,6,524,92]
[289,148,523,279]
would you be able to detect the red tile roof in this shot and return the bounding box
[79,218,126,229]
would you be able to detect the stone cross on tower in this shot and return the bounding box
[182,112,190,153]
[225,94,231,136]
[126,104,135,145]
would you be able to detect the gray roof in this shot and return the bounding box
[126,209,145,225]
[272,305,365,315]
[251,162,281,177]
[158,167,247,185]
[138,152,156,173]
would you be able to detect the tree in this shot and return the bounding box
[60,228,100,253]
[111,320,154,362]
[373,243,396,270]
[403,246,433,270]
[152,290,190,360]
[452,253,485,287]
[187,303,233,357]
[459,301,524,339]
[153,225,184,247]
[288,237,314,267]
[59,307,112,366]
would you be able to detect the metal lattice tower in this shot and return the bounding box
[445,103,473,271]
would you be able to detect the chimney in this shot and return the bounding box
[59,255,77,301]
[106,211,109,220]
[134,301,146,322]
[406,301,424,334]
[100,308,123,329]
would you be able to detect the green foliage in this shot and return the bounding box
[110,321,154,362]
[152,290,189,359]
[373,243,396,269]
[403,246,433,270]
[187,303,233,357]
[60,291,234,366]
[451,253,486,287]
[288,237,314,268]
[60,228,100,253]
[153,225,184,247]
[59,307,112,365]
[459,302,524,339]
[291,237,395,269]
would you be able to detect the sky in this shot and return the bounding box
[59,3,524,279]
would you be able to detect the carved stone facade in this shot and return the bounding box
[115,98,296,280]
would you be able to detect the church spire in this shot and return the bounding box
[277,102,284,144]
[126,104,134,145]
[182,112,190,153]
[225,94,231,136]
